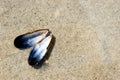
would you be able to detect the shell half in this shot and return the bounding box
[28,33,56,67]
[14,29,50,49]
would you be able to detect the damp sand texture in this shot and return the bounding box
[0,0,120,80]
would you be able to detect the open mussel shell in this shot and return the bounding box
[14,29,50,49]
[28,33,56,68]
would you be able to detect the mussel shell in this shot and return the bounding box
[14,29,50,49]
[28,34,56,68]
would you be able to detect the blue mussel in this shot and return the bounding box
[14,29,55,68]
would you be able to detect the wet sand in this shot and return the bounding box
[0,0,120,80]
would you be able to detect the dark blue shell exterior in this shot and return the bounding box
[28,35,56,68]
[14,33,38,49]
[14,29,49,49]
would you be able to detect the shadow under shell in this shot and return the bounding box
[14,29,50,49]
[28,35,56,69]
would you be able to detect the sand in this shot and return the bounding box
[0,0,120,80]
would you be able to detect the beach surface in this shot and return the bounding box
[0,0,120,80]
